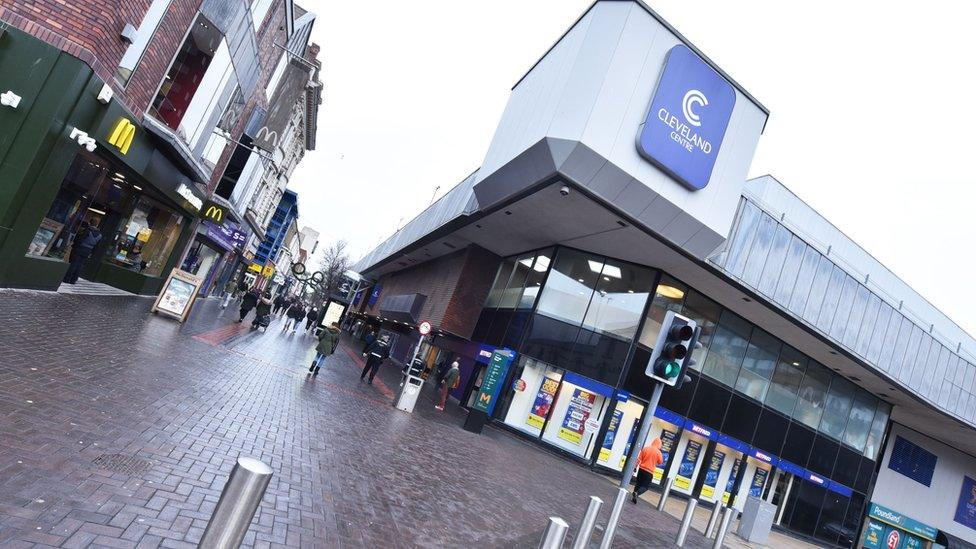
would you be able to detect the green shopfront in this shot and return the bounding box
[0,26,205,294]
[862,503,937,549]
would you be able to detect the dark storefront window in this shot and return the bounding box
[842,389,877,452]
[819,377,855,440]
[863,401,891,460]
[736,329,781,402]
[765,345,807,416]
[105,197,182,277]
[794,361,831,430]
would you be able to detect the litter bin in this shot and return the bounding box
[736,496,776,543]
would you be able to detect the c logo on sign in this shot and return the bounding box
[682,89,708,127]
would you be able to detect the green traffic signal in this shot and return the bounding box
[655,359,681,378]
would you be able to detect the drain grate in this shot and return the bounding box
[92,453,153,476]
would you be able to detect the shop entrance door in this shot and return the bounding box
[465,364,487,408]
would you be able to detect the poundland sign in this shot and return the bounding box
[638,45,735,191]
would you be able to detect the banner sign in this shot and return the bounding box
[674,439,702,490]
[868,503,938,541]
[254,59,312,153]
[863,520,885,549]
[526,375,560,429]
[558,388,596,445]
[471,350,515,416]
[368,284,382,307]
[954,475,976,531]
[699,450,726,501]
[598,409,624,462]
[749,467,769,498]
[620,422,639,470]
[151,269,203,322]
[637,45,736,191]
[722,458,742,505]
[654,429,679,483]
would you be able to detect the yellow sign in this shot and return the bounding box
[108,118,136,155]
[201,201,225,224]
[262,265,275,277]
[248,264,263,273]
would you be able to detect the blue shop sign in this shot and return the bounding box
[475,343,496,364]
[777,459,805,478]
[615,390,630,403]
[367,284,382,307]
[683,420,717,441]
[654,406,685,428]
[716,433,750,455]
[868,502,938,541]
[827,481,852,497]
[637,45,736,191]
[563,372,614,398]
[749,447,779,467]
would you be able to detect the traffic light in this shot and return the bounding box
[645,310,700,388]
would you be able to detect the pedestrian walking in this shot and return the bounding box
[359,335,391,385]
[631,437,664,504]
[62,220,102,284]
[239,288,260,322]
[361,329,376,353]
[435,359,461,411]
[308,322,341,375]
[273,294,286,316]
[283,301,305,332]
[252,291,273,330]
[236,278,249,299]
[304,304,319,333]
[220,279,236,309]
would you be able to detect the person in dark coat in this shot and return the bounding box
[239,288,260,322]
[361,329,376,353]
[308,322,341,375]
[252,291,273,328]
[360,335,391,385]
[273,294,287,316]
[304,305,319,333]
[283,301,305,332]
[63,220,102,284]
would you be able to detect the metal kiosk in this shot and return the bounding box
[395,357,426,413]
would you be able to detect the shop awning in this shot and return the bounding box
[143,116,210,186]
[378,293,427,324]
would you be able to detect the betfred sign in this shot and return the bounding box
[637,45,735,191]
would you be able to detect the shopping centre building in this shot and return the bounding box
[346,1,976,547]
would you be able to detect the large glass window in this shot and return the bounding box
[27,154,109,261]
[794,362,831,429]
[842,390,877,452]
[680,290,721,371]
[499,253,534,308]
[534,248,601,325]
[540,372,613,458]
[725,201,761,278]
[773,236,805,305]
[151,16,222,131]
[765,345,807,416]
[819,377,855,440]
[735,329,781,402]
[637,275,686,349]
[741,213,775,288]
[581,260,655,341]
[863,402,891,460]
[519,252,550,309]
[788,246,821,317]
[701,311,751,388]
[502,357,563,438]
[484,257,516,308]
[117,0,173,85]
[105,197,183,277]
[757,223,792,297]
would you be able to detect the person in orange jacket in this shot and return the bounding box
[632,437,664,504]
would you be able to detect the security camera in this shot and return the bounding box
[559,185,570,196]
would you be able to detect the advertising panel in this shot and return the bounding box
[674,439,702,490]
[151,269,203,322]
[526,376,560,429]
[749,467,769,498]
[653,429,679,483]
[471,350,516,415]
[699,450,726,501]
[868,503,938,541]
[557,388,596,445]
[954,475,976,530]
[598,409,624,462]
[722,458,742,505]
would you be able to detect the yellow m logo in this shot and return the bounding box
[205,205,223,223]
[108,118,136,155]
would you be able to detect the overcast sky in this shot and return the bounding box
[288,1,976,336]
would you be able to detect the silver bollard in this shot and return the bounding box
[539,516,570,549]
[200,457,274,549]
[712,506,735,549]
[656,477,674,511]
[572,496,603,549]
[704,503,723,538]
[598,487,628,549]
[675,498,698,546]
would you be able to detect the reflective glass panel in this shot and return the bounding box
[742,213,775,287]
[766,345,807,416]
[794,361,831,429]
[789,246,821,317]
[803,255,834,325]
[726,201,761,278]
[758,223,792,297]
[819,377,855,440]
[735,329,781,401]
[774,236,806,306]
[701,310,751,388]
[842,390,877,452]
[581,261,656,341]
[864,401,890,460]
[534,248,601,326]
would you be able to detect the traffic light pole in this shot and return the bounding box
[599,380,665,549]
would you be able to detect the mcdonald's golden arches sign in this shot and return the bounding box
[200,200,226,225]
[107,118,136,155]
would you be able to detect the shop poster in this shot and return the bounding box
[526,376,560,429]
[471,350,515,415]
[722,458,742,505]
[749,467,769,498]
[699,450,726,501]
[954,475,976,530]
[620,422,640,470]
[598,409,624,462]
[862,520,885,549]
[653,429,679,483]
[152,269,203,322]
[674,440,703,490]
[557,388,596,445]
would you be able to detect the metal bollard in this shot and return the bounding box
[656,477,674,511]
[598,487,628,549]
[572,496,603,549]
[704,503,723,538]
[712,506,735,549]
[539,517,570,549]
[200,457,274,549]
[675,498,698,547]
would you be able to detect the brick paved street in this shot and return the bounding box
[0,290,713,548]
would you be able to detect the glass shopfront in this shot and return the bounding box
[474,245,893,548]
[27,150,187,282]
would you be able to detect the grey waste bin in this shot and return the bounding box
[736,496,776,543]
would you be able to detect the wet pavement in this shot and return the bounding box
[0,290,718,548]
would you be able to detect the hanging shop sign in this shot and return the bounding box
[674,439,703,490]
[254,58,312,153]
[654,429,679,483]
[699,450,726,501]
[637,45,736,191]
[471,349,516,416]
[200,200,227,225]
[954,475,976,530]
[262,264,275,278]
[151,268,203,322]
